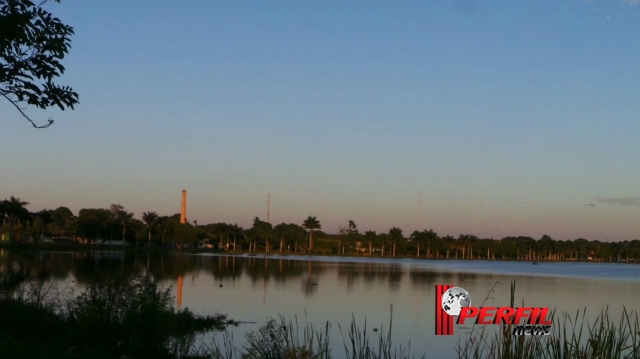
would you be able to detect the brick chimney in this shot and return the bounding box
[180,190,186,224]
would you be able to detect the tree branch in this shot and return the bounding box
[1,92,54,128]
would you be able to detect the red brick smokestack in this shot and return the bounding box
[180,190,186,224]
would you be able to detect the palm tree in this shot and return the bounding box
[389,227,403,257]
[229,224,242,252]
[95,209,111,244]
[130,218,144,244]
[410,230,426,257]
[244,227,255,252]
[260,222,273,253]
[364,230,376,255]
[18,210,33,243]
[156,216,173,248]
[3,196,29,243]
[142,211,158,246]
[443,235,455,258]
[248,218,272,252]
[119,211,134,242]
[108,204,123,240]
[0,200,6,241]
[303,216,321,252]
[217,223,231,251]
[421,229,439,258]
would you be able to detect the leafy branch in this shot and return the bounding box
[1,0,79,128]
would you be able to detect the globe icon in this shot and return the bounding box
[441,287,471,316]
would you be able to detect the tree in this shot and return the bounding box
[50,206,73,235]
[377,232,390,256]
[249,218,272,253]
[287,223,306,253]
[76,208,110,243]
[109,204,132,242]
[389,227,403,257]
[29,206,74,239]
[216,222,231,250]
[130,218,144,244]
[155,216,174,248]
[364,230,376,254]
[410,230,425,257]
[0,200,6,241]
[2,196,29,242]
[274,223,288,253]
[348,220,358,234]
[142,211,158,246]
[119,211,133,241]
[302,216,321,252]
[155,214,196,249]
[30,215,43,241]
[421,229,439,257]
[172,222,197,249]
[1,0,79,128]
[339,220,362,254]
[229,224,242,252]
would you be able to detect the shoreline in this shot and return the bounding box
[1,241,638,264]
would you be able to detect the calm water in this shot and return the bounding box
[2,249,640,358]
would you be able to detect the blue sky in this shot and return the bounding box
[2,0,640,240]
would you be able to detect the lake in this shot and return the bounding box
[2,249,639,358]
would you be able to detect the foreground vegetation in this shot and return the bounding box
[2,257,638,359]
[0,268,237,359]
[205,307,425,359]
[456,280,640,359]
[205,281,640,359]
[2,196,640,262]
[457,307,640,359]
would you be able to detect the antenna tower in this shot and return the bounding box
[417,190,421,232]
[267,194,270,223]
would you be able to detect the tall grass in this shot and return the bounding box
[456,279,640,359]
[206,305,425,359]
[205,313,331,359]
[205,280,640,359]
[338,306,424,359]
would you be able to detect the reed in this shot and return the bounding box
[206,305,425,359]
[456,279,640,359]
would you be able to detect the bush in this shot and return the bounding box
[66,276,177,357]
[0,271,236,359]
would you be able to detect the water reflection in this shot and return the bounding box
[2,250,640,358]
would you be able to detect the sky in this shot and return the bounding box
[2,0,640,240]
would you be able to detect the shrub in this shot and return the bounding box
[65,275,237,358]
[1,270,236,359]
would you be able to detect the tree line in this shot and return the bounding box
[1,196,640,262]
